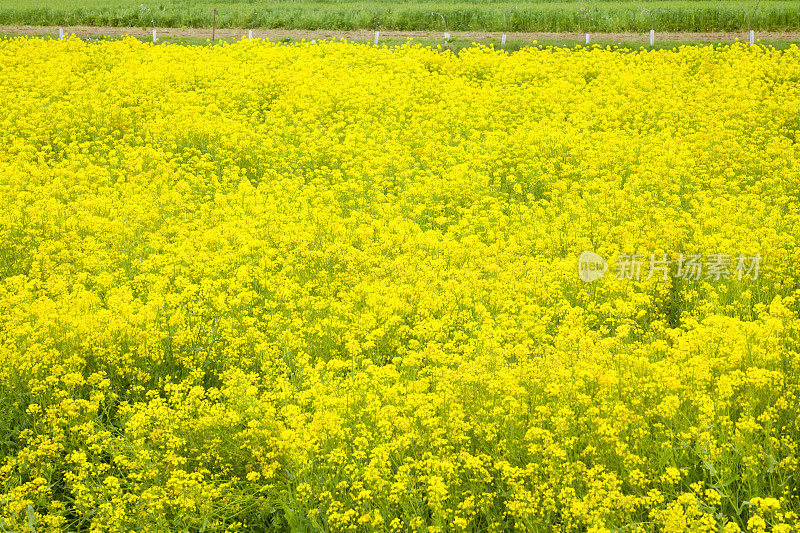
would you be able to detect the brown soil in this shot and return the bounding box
[1,25,799,43]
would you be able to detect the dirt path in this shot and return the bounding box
[2,25,800,43]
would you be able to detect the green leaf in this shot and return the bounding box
[26,504,35,533]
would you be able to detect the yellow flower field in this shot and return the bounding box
[0,37,798,532]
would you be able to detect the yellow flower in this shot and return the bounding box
[0,36,798,533]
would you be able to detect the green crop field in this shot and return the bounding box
[0,0,798,32]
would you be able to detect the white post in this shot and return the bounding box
[59,27,64,40]
[749,30,755,45]
[501,33,507,45]
[585,33,590,44]
[444,31,450,40]
[650,29,655,45]
[152,28,157,43]
[248,29,253,40]
[374,30,379,44]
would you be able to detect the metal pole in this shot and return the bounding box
[432,12,448,40]
[141,5,155,42]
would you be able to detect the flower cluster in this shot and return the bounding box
[0,37,798,531]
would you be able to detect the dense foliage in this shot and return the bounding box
[0,37,798,532]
